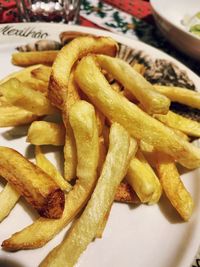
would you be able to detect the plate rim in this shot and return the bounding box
[0,22,200,267]
[0,22,200,86]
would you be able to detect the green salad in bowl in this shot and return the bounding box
[182,12,200,37]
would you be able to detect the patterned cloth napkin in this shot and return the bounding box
[0,0,151,23]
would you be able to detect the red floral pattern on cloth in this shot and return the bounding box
[0,0,151,23]
[0,0,18,23]
[104,0,151,19]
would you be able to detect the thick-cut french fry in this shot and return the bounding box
[97,136,107,176]
[74,56,200,169]
[114,182,140,204]
[126,150,162,204]
[0,101,38,127]
[122,63,146,102]
[27,121,65,146]
[95,205,112,239]
[12,51,58,67]
[64,122,77,181]
[154,85,200,109]
[154,110,200,137]
[63,70,80,181]
[153,152,194,221]
[31,65,51,82]
[2,100,99,251]
[96,55,170,114]
[0,64,48,93]
[39,123,134,267]
[35,146,72,192]
[171,128,190,141]
[23,79,48,94]
[49,36,118,109]
[0,64,42,85]
[97,181,140,238]
[0,146,64,219]
[63,70,81,117]
[0,183,20,222]
[0,78,56,116]
[69,101,99,182]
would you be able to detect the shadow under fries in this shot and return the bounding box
[24,144,35,160]
[114,201,141,211]
[0,259,25,267]
[177,164,193,176]
[0,176,7,187]
[127,202,141,211]
[158,194,183,224]
[1,126,29,141]
[25,143,63,159]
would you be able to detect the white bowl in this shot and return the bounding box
[150,0,200,61]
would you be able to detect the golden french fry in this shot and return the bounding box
[24,79,48,94]
[114,182,140,204]
[62,69,81,117]
[0,64,48,93]
[0,78,56,116]
[39,123,134,267]
[0,99,38,127]
[63,70,80,181]
[0,183,20,222]
[69,101,99,181]
[27,121,65,146]
[31,65,51,82]
[95,205,111,239]
[153,152,194,221]
[154,85,200,109]
[97,136,106,176]
[35,146,72,192]
[63,122,77,181]
[154,110,200,137]
[74,55,200,169]
[123,63,146,103]
[0,146,64,219]
[123,63,146,102]
[12,51,58,67]
[126,150,162,204]
[2,100,99,251]
[49,36,118,109]
[96,55,170,114]
[97,181,140,238]
[171,128,190,141]
[0,64,42,85]
[139,141,156,168]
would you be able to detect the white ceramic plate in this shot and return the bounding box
[0,23,200,267]
[150,0,200,61]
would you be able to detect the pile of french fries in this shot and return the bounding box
[1,35,200,266]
